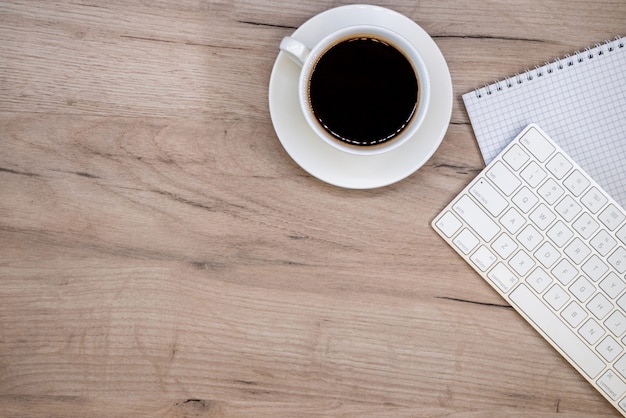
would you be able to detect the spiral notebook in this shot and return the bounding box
[463,36,626,208]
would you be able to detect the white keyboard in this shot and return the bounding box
[432,124,626,415]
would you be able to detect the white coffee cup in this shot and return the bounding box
[280,24,430,156]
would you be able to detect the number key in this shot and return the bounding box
[538,178,564,205]
[608,247,626,274]
[590,230,617,256]
[555,195,582,222]
[520,161,547,187]
[573,212,599,239]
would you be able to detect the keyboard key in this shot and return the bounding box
[564,169,591,196]
[518,224,542,251]
[527,267,552,293]
[520,161,547,187]
[538,178,564,205]
[590,230,617,256]
[470,178,508,216]
[470,245,497,272]
[487,262,518,293]
[453,228,480,255]
[615,355,626,379]
[513,186,539,213]
[587,293,613,320]
[434,211,462,238]
[555,195,582,222]
[519,127,556,162]
[598,370,626,400]
[599,204,626,231]
[565,237,591,264]
[509,250,535,276]
[544,284,570,310]
[597,336,622,362]
[503,144,529,170]
[579,318,605,345]
[535,241,560,268]
[618,294,626,312]
[500,207,525,234]
[561,301,587,327]
[618,224,626,245]
[601,272,626,299]
[486,161,521,196]
[547,220,574,247]
[491,233,518,259]
[608,247,626,274]
[573,212,599,239]
[605,311,626,337]
[530,203,557,230]
[552,258,578,286]
[453,195,500,241]
[510,284,604,378]
[570,276,596,303]
[582,187,608,214]
[581,255,608,282]
[546,152,573,179]
[618,398,626,415]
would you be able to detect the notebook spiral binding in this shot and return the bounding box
[474,36,625,98]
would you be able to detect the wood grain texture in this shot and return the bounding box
[1,0,625,416]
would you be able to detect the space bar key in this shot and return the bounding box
[509,284,605,379]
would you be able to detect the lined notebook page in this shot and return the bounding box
[463,36,626,208]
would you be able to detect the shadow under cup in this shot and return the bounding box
[305,32,426,154]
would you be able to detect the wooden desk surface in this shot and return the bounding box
[2,1,625,416]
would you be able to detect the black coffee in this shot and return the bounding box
[308,36,418,147]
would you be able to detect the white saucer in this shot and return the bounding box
[269,5,453,189]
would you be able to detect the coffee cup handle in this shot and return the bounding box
[279,37,310,67]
